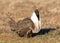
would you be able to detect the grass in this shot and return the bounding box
[0,29,60,43]
[0,0,60,43]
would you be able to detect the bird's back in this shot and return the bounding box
[17,18,35,30]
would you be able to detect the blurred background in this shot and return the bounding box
[0,0,60,43]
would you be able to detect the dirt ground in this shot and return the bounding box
[0,0,60,43]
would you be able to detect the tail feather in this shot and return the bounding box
[8,18,17,31]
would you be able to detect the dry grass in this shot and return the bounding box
[0,29,60,43]
[0,0,60,43]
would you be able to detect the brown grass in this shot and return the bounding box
[0,0,60,43]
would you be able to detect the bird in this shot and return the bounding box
[8,9,41,37]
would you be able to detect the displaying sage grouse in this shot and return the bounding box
[8,9,40,37]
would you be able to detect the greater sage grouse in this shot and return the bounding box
[8,9,40,37]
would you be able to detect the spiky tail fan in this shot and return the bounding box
[7,14,17,31]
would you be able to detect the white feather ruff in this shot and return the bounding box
[31,11,41,33]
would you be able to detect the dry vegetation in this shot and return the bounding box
[0,0,60,43]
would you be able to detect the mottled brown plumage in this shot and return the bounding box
[16,18,35,37]
[8,9,40,37]
[8,18,35,37]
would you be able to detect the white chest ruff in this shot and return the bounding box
[31,11,41,33]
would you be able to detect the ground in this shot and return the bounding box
[0,0,60,43]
